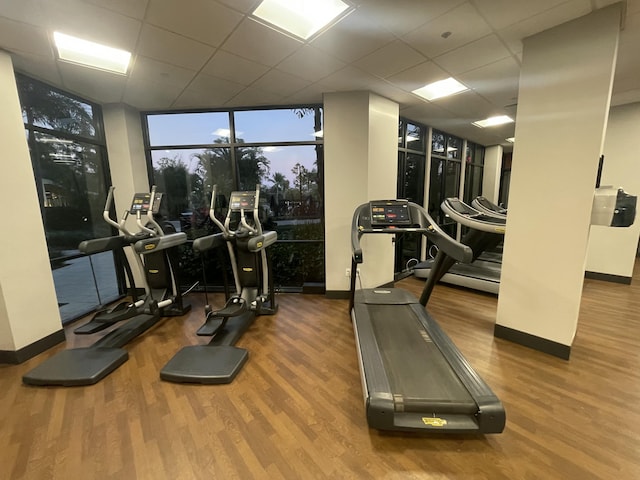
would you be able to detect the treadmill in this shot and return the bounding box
[471,196,507,216]
[349,199,505,433]
[414,198,506,295]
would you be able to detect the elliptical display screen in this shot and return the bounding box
[229,191,256,211]
[370,201,411,227]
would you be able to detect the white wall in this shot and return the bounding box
[496,5,621,349]
[585,102,640,278]
[324,91,398,292]
[483,145,503,204]
[103,104,150,286]
[0,51,62,351]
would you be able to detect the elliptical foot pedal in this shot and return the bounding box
[22,347,129,386]
[160,345,248,384]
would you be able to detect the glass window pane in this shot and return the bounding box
[406,123,425,152]
[147,112,230,146]
[428,158,444,222]
[31,131,111,254]
[401,153,425,204]
[150,148,234,237]
[444,161,461,198]
[233,108,323,143]
[432,130,446,156]
[272,242,324,288]
[19,75,97,138]
[398,119,404,147]
[238,145,323,239]
[447,135,461,159]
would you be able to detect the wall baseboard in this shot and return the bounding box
[0,329,66,364]
[325,290,350,299]
[494,324,571,360]
[584,271,632,284]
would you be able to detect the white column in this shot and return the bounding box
[0,51,63,360]
[324,91,399,293]
[585,102,640,280]
[495,5,622,358]
[102,104,149,287]
[482,145,503,204]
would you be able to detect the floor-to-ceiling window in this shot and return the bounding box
[396,119,427,274]
[463,141,485,205]
[143,106,324,292]
[17,74,121,323]
[429,129,463,237]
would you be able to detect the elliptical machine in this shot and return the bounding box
[23,186,191,386]
[161,185,278,384]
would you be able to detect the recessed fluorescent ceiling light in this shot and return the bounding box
[412,77,468,101]
[472,115,514,128]
[252,0,351,40]
[53,31,131,74]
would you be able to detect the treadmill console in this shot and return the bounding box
[369,200,412,228]
[229,191,256,211]
[131,192,163,215]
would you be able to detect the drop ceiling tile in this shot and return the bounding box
[146,0,243,47]
[10,51,62,86]
[386,61,449,92]
[319,65,385,92]
[0,18,51,58]
[276,45,346,82]
[0,0,47,27]
[183,72,246,103]
[436,90,500,119]
[201,50,269,86]
[58,61,127,104]
[128,55,196,89]
[216,0,260,14]
[497,0,591,55]
[473,0,576,30]
[123,78,185,110]
[458,57,520,107]
[42,0,141,52]
[222,18,302,66]
[433,34,512,75]
[310,9,395,63]
[284,82,327,104]
[137,24,215,71]
[251,69,310,97]
[223,85,283,108]
[357,0,467,37]
[83,0,149,19]
[403,2,493,59]
[354,40,427,79]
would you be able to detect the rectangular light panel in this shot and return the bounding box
[53,31,131,75]
[412,77,468,101]
[472,115,514,128]
[252,0,351,40]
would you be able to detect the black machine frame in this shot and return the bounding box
[349,199,505,434]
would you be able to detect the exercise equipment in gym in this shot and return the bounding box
[160,185,278,384]
[23,186,191,386]
[417,198,507,302]
[349,199,505,433]
[73,188,143,335]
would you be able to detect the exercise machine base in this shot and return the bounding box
[160,345,248,384]
[22,347,128,386]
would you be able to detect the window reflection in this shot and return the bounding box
[145,107,324,290]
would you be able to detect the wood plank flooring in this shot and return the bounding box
[1,263,640,479]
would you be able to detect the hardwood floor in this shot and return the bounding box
[2,263,640,479]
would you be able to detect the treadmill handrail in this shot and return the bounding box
[351,200,473,265]
[441,198,506,233]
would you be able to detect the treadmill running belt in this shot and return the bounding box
[368,304,477,414]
